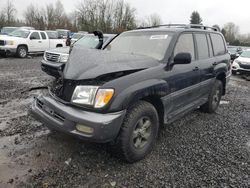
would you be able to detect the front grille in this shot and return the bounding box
[50,79,75,102]
[0,40,5,46]
[239,62,250,69]
[36,99,65,122]
[45,52,60,62]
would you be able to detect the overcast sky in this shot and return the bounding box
[5,0,250,34]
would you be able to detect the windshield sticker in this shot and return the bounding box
[150,35,168,40]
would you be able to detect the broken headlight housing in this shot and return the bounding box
[71,86,114,108]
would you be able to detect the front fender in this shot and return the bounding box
[108,79,169,111]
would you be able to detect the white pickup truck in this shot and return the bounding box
[0,29,65,58]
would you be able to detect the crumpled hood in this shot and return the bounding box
[63,46,160,80]
[47,46,70,54]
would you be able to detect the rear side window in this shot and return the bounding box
[40,32,47,40]
[210,33,226,56]
[30,32,40,40]
[174,33,195,60]
[195,33,209,59]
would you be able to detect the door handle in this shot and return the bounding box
[193,67,199,71]
[38,41,42,43]
[212,62,218,66]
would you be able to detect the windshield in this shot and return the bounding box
[57,30,68,37]
[74,35,108,48]
[228,48,237,54]
[1,27,17,34]
[105,31,172,60]
[72,33,84,39]
[46,31,58,39]
[8,29,30,38]
[240,50,250,58]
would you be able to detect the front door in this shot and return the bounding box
[165,33,201,120]
[28,32,43,52]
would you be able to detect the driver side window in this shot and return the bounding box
[30,32,40,40]
[174,33,195,60]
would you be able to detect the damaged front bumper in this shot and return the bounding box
[31,95,126,143]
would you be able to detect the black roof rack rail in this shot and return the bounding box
[136,24,218,31]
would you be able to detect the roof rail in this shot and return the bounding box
[137,24,218,31]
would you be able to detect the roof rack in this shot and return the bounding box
[137,24,218,31]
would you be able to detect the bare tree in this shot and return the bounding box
[75,0,136,33]
[223,22,239,44]
[23,4,46,29]
[3,0,16,25]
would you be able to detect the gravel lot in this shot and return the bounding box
[0,56,250,188]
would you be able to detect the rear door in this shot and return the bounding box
[28,32,43,52]
[166,33,201,119]
[194,33,215,99]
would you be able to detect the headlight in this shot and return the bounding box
[43,52,46,60]
[71,86,114,108]
[5,40,14,45]
[71,86,99,106]
[60,54,69,63]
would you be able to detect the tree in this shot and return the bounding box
[139,13,162,27]
[223,22,239,44]
[75,0,137,33]
[221,28,226,38]
[190,11,202,24]
[4,0,16,25]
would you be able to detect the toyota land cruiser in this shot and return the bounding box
[31,24,231,163]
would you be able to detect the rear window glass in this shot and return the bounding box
[210,34,226,56]
[195,33,209,59]
[40,32,47,40]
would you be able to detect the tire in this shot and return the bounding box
[17,46,27,58]
[111,101,159,163]
[200,79,223,113]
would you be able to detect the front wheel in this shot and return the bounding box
[200,79,223,113]
[17,46,27,58]
[111,101,159,163]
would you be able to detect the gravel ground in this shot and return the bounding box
[0,56,250,188]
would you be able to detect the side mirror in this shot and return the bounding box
[30,36,35,40]
[174,53,192,64]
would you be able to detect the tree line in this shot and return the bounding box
[0,0,162,33]
[0,0,249,46]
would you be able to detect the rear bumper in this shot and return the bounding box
[30,95,126,143]
[41,59,64,77]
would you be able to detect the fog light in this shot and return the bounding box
[76,124,94,134]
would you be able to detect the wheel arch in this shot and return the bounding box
[216,72,226,95]
[17,44,28,52]
[56,44,63,47]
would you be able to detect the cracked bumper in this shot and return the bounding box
[30,95,126,143]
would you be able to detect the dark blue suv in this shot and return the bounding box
[31,24,231,163]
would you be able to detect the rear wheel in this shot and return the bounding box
[111,101,159,163]
[17,46,27,58]
[200,79,223,113]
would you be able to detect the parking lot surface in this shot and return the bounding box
[0,56,250,187]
